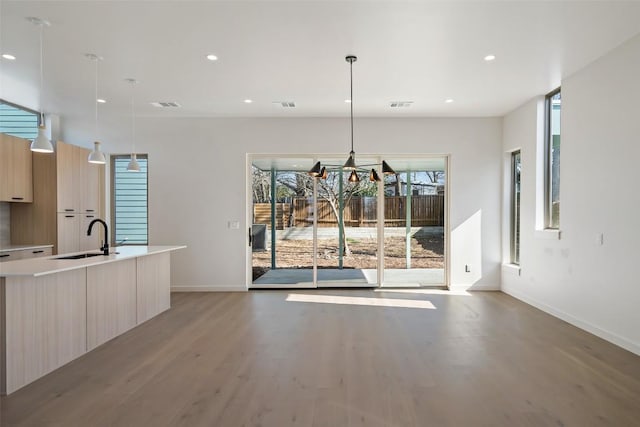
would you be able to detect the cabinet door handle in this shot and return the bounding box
[86,215,95,218]
[65,215,75,218]
[32,250,44,254]
[86,209,95,212]
[64,209,75,212]
[0,254,10,258]
[248,227,253,247]
[11,197,24,200]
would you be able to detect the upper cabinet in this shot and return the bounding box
[56,141,100,213]
[56,140,79,212]
[0,133,33,203]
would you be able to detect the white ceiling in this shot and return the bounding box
[1,1,639,122]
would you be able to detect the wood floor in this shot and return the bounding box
[2,290,640,426]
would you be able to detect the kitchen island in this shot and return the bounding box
[0,245,185,394]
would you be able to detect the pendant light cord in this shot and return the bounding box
[39,23,44,125]
[94,58,98,140]
[349,58,354,153]
[131,82,135,154]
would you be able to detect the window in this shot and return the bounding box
[545,88,561,229]
[511,151,521,265]
[111,155,148,245]
[0,99,40,140]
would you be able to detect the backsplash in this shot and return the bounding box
[0,202,10,247]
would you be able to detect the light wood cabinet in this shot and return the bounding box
[0,133,33,203]
[87,259,137,351]
[11,140,104,254]
[56,141,99,213]
[0,247,52,262]
[56,140,79,212]
[0,247,180,394]
[0,251,20,262]
[57,213,80,254]
[2,269,87,394]
[81,154,100,214]
[136,252,171,324]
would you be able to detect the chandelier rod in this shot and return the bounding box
[349,56,354,154]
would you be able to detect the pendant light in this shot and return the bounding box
[125,78,140,172]
[308,55,396,182]
[86,54,106,164]
[27,17,54,153]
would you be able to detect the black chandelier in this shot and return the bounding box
[308,55,396,182]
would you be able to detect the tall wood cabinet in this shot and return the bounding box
[11,141,104,254]
[0,133,33,203]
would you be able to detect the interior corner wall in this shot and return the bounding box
[501,33,640,355]
[61,116,503,291]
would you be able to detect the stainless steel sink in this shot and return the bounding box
[54,253,106,260]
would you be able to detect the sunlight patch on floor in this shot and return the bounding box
[285,293,437,309]
[375,288,472,296]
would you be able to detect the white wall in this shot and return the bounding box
[502,34,640,355]
[61,117,503,291]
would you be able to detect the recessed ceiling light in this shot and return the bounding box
[273,101,296,108]
[206,54,218,61]
[150,101,181,108]
[484,54,496,61]
[2,54,16,60]
[389,101,413,108]
[344,99,351,103]
[97,98,106,104]
[445,98,454,103]
[244,99,253,104]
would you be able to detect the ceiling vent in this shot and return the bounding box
[273,101,296,108]
[150,102,181,108]
[390,101,413,108]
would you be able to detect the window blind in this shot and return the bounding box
[0,102,39,140]
[112,156,148,244]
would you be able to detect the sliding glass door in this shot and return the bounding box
[249,155,447,289]
[251,159,315,287]
[382,158,446,287]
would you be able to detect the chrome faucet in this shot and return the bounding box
[87,218,110,256]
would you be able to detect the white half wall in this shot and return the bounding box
[60,117,503,291]
[502,34,640,355]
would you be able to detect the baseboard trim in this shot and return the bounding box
[171,286,247,292]
[502,285,640,356]
[449,284,500,291]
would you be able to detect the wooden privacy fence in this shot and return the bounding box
[253,203,291,230]
[254,195,444,229]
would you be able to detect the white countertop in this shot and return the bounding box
[0,244,54,253]
[0,245,186,277]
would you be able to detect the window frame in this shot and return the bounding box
[544,87,561,229]
[0,99,42,141]
[110,154,149,246]
[0,99,42,124]
[510,150,521,265]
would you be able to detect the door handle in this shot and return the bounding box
[248,227,253,247]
